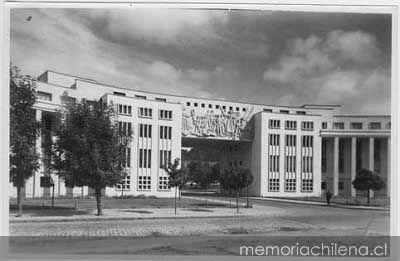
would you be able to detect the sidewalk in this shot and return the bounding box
[9,200,279,223]
[248,196,389,211]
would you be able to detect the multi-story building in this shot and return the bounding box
[9,70,391,198]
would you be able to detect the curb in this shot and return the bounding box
[248,197,389,211]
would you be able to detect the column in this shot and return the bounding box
[351,137,357,197]
[369,137,375,198]
[33,109,42,198]
[387,137,391,197]
[333,137,339,196]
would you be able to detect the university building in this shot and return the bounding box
[9,70,391,199]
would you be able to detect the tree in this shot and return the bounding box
[187,161,217,190]
[164,158,188,215]
[52,99,131,215]
[10,66,41,217]
[219,167,253,213]
[352,169,385,205]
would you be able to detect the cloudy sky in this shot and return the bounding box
[10,8,391,114]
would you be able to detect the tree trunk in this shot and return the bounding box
[174,187,177,215]
[236,190,239,213]
[367,190,370,205]
[95,188,103,216]
[16,186,23,217]
[178,187,181,201]
[246,185,249,208]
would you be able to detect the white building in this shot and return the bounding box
[9,70,391,198]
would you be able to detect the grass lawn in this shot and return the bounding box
[9,196,230,216]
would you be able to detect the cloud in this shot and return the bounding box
[263,30,390,114]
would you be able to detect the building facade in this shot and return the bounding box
[9,71,391,198]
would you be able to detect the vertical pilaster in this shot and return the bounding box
[369,137,375,198]
[33,109,42,198]
[387,137,391,197]
[351,137,357,197]
[333,137,339,196]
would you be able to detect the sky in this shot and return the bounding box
[10,8,391,114]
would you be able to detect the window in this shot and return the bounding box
[236,107,240,111]
[269,134,280,146]
[138,107,152,118]
[321,141,327,173]
[322,122,327,129]
[187,102,191,106]
[135,95,147,99]
[321,182,327,190]
[302,156,313,172]
[280,110,289,114]
[339,181,344,190]
[116,175,130,190]
[269,120,280,129]
[369,122,382,129]
[285,179,296,192]
[122,148,131,168]
[138,176,151,190]
[113,91,126,96]
[269,179,280,192]
[159,110,172,120]
[302,179,313,192]
[208,104,212,109]
[216,105,220,109]
[387,122,391,129]
[264,108,273,112]
[139,149,152,168]
[37,91,52,101]
[285,120,297,130]
[118,121,132,136]
[118,104,132,115]
[242,108,247,112]
[333,122,345,129]
[194,103,198,107]
[269,155,280,172]
[285,135,296,147]
[139,124,152,138]
[158,176,170,190]
[285,156,296,172]
[155,97,167,102]
[201,103,205,108]
[350,122,363,129]
[296,111,306,115]
[301,121,314,131]
[229,106,233,111]
[159,126,172,139]
[222,105,226,110]
[61,96,76,105]
[302,136,313,147]
[339,140,345,173]
[159,150,172,168]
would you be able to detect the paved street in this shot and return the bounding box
[9,198,389,255]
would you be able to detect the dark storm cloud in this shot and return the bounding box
[10,8,391,114]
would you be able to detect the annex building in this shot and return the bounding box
[9,71,391,199]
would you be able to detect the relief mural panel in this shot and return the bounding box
[182,107,254,140]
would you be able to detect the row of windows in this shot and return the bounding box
[286,135,296,147]
[269,155,280,172]
[138,149,152,168]
[118,122,132,136]
[159,150,172,169]
[285,156,296,172]
[118,104,132,115]
[138,176,151,190]
[269,120,314,131]
[122,148,131,168]
[139,107,152,118]
[270,135,313,147]
[269,179,313,192]
[160,126,172,139]
[116,175,131,190]
[269,134,280,146]
[230,160,243,167]
[326,121,390,130]
[139,124,152,138]
[186,102,248,112]
[302,156,313,173]
[302,136,313,148]
[159,110,172,120]
[159,176,170,190]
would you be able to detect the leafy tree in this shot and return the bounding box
[187,161,217,189]
[219,167,253,213]
[164,158,188,214]
[52,99,131,215]
[10,66,40,217]
[352,168,385,205]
